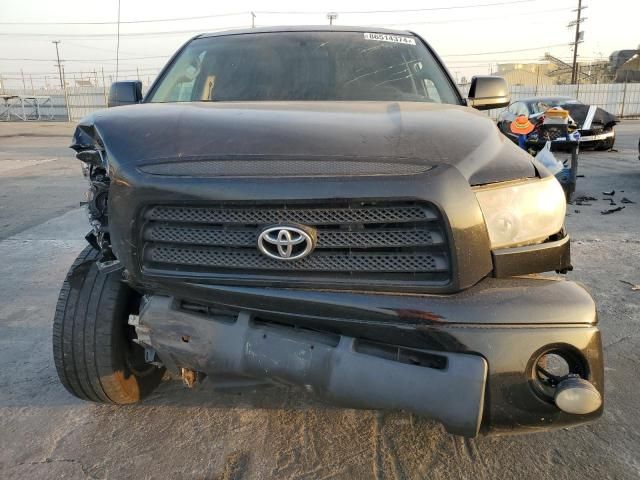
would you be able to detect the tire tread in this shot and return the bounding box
[52,246,163,404]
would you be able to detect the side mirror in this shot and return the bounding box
[467,76,510,111]
[108,81,143,108]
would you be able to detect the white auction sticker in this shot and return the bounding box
[363,32,416,45]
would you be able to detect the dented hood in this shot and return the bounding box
[74,101,535,185]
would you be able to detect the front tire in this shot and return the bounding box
[52,246,164,403]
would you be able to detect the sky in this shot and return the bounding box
[0,0,638,88]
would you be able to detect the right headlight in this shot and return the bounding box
[474,177,566,249]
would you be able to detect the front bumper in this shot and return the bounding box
[136,275,603,437]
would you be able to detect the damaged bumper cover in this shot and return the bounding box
[140,297,487,437]
[135,276,603,437]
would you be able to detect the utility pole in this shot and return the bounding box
[327,12,338,25]
[251,11,256,28]
[61,65,72,121]
[20,69,26,90]
[52,40,64,88]
[569,0,587,84]
[101,67,107,105]
[116,0,121,80]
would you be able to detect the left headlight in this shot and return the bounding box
[474,177,566,249]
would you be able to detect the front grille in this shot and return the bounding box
[145,205,436,225]
[148,247,441,272]
[141,202,451,284]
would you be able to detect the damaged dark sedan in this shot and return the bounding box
[53,27,603,437]
[498,96,618,150]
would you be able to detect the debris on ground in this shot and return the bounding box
[573,195,596,206]
[619,280,640,291]
[621,197,636,204]
[577,174,585,178]
[601,206,625,215]
[609,199,617,206]
[574,209,581,213]
[602,190,615,196]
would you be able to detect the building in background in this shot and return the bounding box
[490,48,640,86]
[491,62,554,87]
[614,48,640,83]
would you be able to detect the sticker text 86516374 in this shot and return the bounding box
[363,33,416,45]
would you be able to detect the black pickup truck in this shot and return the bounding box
[53,26,603,437]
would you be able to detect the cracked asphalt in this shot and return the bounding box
[0,121,639,479]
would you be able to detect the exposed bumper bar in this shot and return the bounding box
[492,234,572,277]
[139,296,488,437]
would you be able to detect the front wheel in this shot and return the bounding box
[52,246,164,403]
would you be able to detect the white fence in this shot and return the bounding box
[2,83,640,122]
[480,83,640,120]
[1,86,108,121]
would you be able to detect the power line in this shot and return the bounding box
[5,53,597,65]
[2,43,570,64]
[62,40,138,57]
[0,22,567,41]
[0,25,247,39]
[254,0,536,15]
[0,11,250,25]
[361,7,571,27]
[446,58,602,64]
[441,43,569,57]
[0,1,536,26]
[1,66,163,76]
[0,55,169,62]
[8,57,605,76]
[0,29,204,39]
[0,36,578,70]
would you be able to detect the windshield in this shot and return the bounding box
[147,31,460,104]
[531,98,582,113]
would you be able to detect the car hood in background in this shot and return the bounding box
[73,101,536,185]
[560,103,618,130]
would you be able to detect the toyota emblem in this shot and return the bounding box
[257,225,316,261]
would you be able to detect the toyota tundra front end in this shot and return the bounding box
[52,27,603,437]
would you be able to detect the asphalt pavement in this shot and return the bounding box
[0,120,639,479]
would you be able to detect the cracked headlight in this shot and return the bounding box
[474,177,566,249]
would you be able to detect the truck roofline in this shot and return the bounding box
[196,25,414,38]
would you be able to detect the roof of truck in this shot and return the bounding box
[197,25,414,38]
[518,96,579,104]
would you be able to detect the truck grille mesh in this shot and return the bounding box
[141,202,451,281]
[146,205,436,225]
[148,247,441,272]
